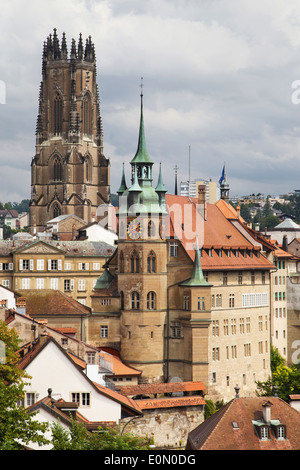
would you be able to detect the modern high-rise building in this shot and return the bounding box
[29,29,110,233]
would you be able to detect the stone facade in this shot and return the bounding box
[29,29,110,233]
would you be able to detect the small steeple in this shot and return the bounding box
[156,163,167,208]
[78,33,83,60]
[117,163,128,195]
[61,32,68,59]
[180,237,211,287]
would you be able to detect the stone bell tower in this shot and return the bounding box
[29,29,110,233]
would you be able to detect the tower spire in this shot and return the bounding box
[180,236,210,286]
[131,77,153,165]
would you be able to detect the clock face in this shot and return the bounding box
[127,220,143,239]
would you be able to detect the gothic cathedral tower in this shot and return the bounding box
[29,29,110,232]
[116,89,168,383]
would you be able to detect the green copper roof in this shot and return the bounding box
[180,237,211,287]
[94,268,114,290]
[130,94,153,164]
[155,163,167,193]
[128,167,142,192]
[117,163,128,195]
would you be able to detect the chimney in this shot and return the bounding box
[236,205,241,217]
[262,400,272,424]
[197,184,207,220]
[282,235,288,252]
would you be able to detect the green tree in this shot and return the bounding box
[0,321,49,449]
[256,346,300,402]
[51,419,152,450]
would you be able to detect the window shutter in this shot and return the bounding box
[79,263,82,270]
[85,263,89,270]
[48,260,51,270]
[70,279,74,291]
[19,259,23,270]
[9,263,13,270]
[29,259,34,271]
[0,263,2,270]
[58,259,62,270]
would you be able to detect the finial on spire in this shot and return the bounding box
[140,76,144,97]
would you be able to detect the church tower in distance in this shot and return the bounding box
[29,29,110,233]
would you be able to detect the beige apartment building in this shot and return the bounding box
[0,239,114,308]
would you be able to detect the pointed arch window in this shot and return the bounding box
[147,291,156,310]
[131,250,139,273]
[54,92,62,135]
[119,251,124,273]
[147,251,156,273]
[53,156,62,181]
[83,93,92,135]
[52,203,61,219]
[131,291,140,310]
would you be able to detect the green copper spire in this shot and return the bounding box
[180,237,211,287]
[155,162,167,193]
[117,163,128,195]
[131,82,153,164]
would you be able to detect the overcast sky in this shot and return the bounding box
[2,0,300,203]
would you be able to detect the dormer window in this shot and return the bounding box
[260,425,269,440]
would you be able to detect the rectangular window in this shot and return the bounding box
[169,242,178,257]
[26,393,35,406]
[100,325,108,338]
[170,321,181,338]
[86,352,96,365]
[51,260,58,270]
[51,278,58,290]
[81,393,90,406]
[37,259,44,271]
[22,278,30,289]
[223,271,228,285]
[36,278,44,289]
[71,393,80,404]
[229,293,234,308]
[78,279,86,291]
[2,280,9,288]
[93,263,101,270]
[79,263,89,270]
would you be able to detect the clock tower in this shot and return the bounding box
[116,89,168,383]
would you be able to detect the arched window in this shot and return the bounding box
[119,251,124,273]
[131,291,140,310]
[147,291,156,310]
[147,251,156,273]
[131,250,139,273]
[52,203,61,219]
[183,293,190,310]
[53,156,62,181]
[83,93,92,135]
[54,92,62,135]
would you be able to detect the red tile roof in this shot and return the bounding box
[19,290,91,316]
[136,395,206,410]
[116,381,206,396]
[187,396,300,450]
[165,195,274,271]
